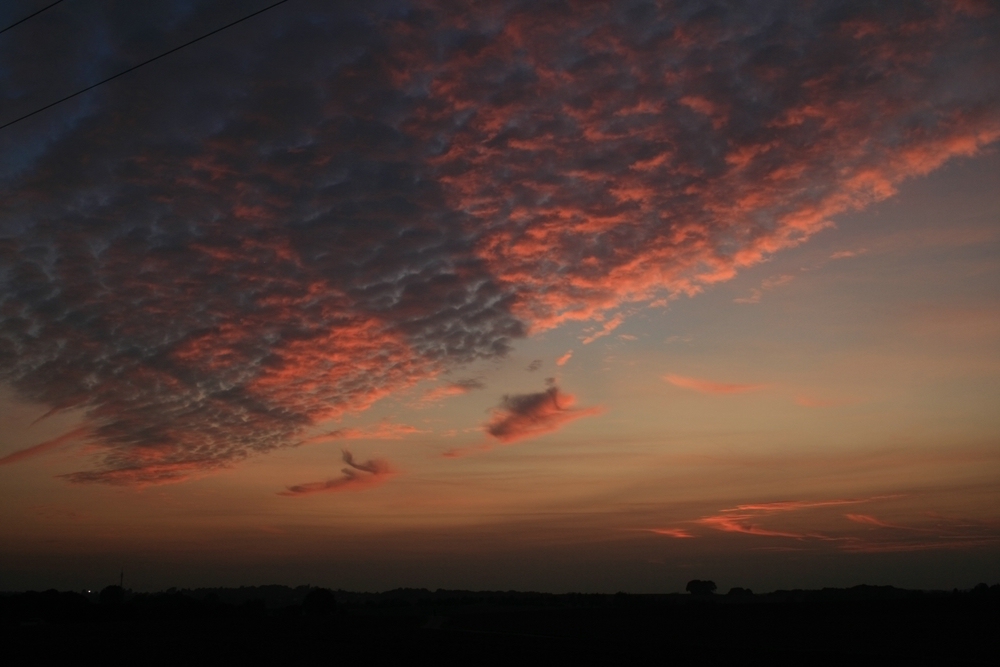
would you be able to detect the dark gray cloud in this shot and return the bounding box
[0,0,997,483]
[278,449,391,496]
[484,385,601,443]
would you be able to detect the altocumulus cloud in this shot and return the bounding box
[0,0,998,484]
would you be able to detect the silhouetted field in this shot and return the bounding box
[3,584,998,665]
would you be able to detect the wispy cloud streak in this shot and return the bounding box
[664,374,765,394]
[0,426,90,466]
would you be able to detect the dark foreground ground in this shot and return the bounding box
[3,584,998,665]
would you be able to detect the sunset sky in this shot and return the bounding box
[1,0,998,594]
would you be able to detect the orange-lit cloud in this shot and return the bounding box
[555,351,573,366]
[664,374,765,394]
[644,528,695,539]
[697,515,803,538]
[417,379,486,404]
[0,426,90,466]
[695,497,896,540]
[484,386,601,444]
[279,450,392,496]
[581,313,625,344]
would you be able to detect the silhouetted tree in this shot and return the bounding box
[303,588,337,617]
[99,585,125,606]
[727,587,753,597]
[686,580,717,596]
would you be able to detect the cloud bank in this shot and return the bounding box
[0,0,997,483]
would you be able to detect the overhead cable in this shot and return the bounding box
[0,0,292,132]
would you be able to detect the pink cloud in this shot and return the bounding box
[417,378,486,404]
[484,386,601,444]
[694,496,901,541]
[664,374,765,394]
[581,313,625,344]
[555,350,573,366]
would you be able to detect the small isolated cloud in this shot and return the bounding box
[618,334,637,341]
[831,248,868,260]
[581,313,625,344]
[419,378,486,404]
[733,289,763,304]
[556,350,573,366]
[664,374,765,394]
[762,274,795,290]
[526,359,543,372]
[306,421,425,442]
[484,386,601,443]
[279,450,392,496]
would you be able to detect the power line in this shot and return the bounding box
[0,0,292,132]
[0,0,66,36]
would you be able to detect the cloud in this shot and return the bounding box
[845,513,896,528]
[526,359,543,372]
[418,378,486,404]
[0,1,997,483]
[734,274,794,303]
[305,421,425,442]
[695,496,892,539]
[697,515,803,538]
[0,426,90,466]
[794,396,848,408]
[279,450,392,496]
[555,351,573,366]
[643,528,694,539]
[664,374,765,394]
[830,248,868,260]
[581,313,624,344]
[484,386,601,443]
[688,495,1000,552]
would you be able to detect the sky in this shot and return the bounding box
[1,0,998,594]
